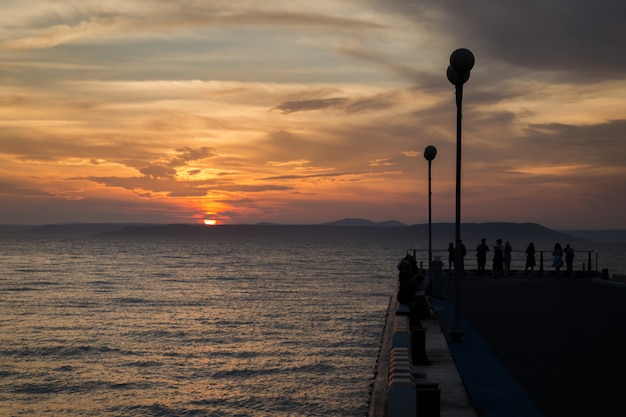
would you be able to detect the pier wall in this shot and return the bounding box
[368,284,477,417]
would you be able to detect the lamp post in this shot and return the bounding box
[424,145,437,274]
[447,48,475,342]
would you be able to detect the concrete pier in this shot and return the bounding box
[370,271,626,417]
[368,284,477,417]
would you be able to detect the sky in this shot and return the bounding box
[1,0,625,229]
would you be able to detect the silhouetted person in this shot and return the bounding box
[493,239,504,278]
[476,238,489,275]
[524,242,536,277]
[397,254,420,303]
[447,242,455,272]
[564,244,575,275]
[552,243,564,277]
[504,241,512,274]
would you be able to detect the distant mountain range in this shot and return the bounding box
[321,218,406,227]
[1,218,624,243]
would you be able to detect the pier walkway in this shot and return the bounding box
[437,273,626,417]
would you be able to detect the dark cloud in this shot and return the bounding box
[521,119,626,165]
[271,98,349,114]
[459,118,626,201]
[82,176,212,197]
[80,174,292,198]
[272,91,407,115]
[219,184,292,192]
[199,10,385,30]
[379,0,626,80]
[140,164,177,179]
[262,170,382,181]
[173,146,216,163]
[345,92,402,114]
[139,146,216,179]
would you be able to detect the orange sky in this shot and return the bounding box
[1,1,625,229]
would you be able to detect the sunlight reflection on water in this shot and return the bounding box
[0,238,402,416]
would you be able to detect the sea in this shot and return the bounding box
[0,237,407,417]
[1,235,625,417]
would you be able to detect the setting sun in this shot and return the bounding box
[203,219,218,226]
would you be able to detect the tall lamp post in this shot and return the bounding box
[424,145,437,274]
[446,48,475,342]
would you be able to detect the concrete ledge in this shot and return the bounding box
[368,292,397,417]
[368,289,478,417]
[392,315,411,349]
[388,384,417,417]
[416,318,478,417]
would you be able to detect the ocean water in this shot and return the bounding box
[0,237,406,417]
[2,235,625,417]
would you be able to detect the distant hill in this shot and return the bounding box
[322,218,406,227]
[562,230,626,243]
[0,225,35,235]
[94,224,409,240]
[0,220,597,244]
[92,222,588,244]
[426,222,587,245]
[0,223,154,237]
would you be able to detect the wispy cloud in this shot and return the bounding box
[271,98,349,114]
[0,0,625,227]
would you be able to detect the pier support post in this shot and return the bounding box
[411,326,429,366]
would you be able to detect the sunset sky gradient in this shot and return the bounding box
[1,1,625,228]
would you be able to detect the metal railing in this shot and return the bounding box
[610,273,626,285]
[406,249,599,275]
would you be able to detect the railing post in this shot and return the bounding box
[539,251,544,273]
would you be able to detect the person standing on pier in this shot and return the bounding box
[447,242,455,272]
[553,243,564,276]
[476,238,489,275]
[564,244,575,275]
[525,242,536,277]
[504,241,513,274]
[493,239,504,278]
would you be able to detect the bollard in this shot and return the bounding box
[411,295,432,319]
[415,381,441,417]
[409,304,422,329]
[411,326,429,365]
[430,256,444,299]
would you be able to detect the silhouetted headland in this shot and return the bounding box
[0,219,614,243]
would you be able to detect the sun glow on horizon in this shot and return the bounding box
[203,219,217,226]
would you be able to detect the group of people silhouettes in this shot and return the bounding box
[446,239,576,277]
[550,242,576,276]
[396,253,423,303]
[474,238,513,277]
